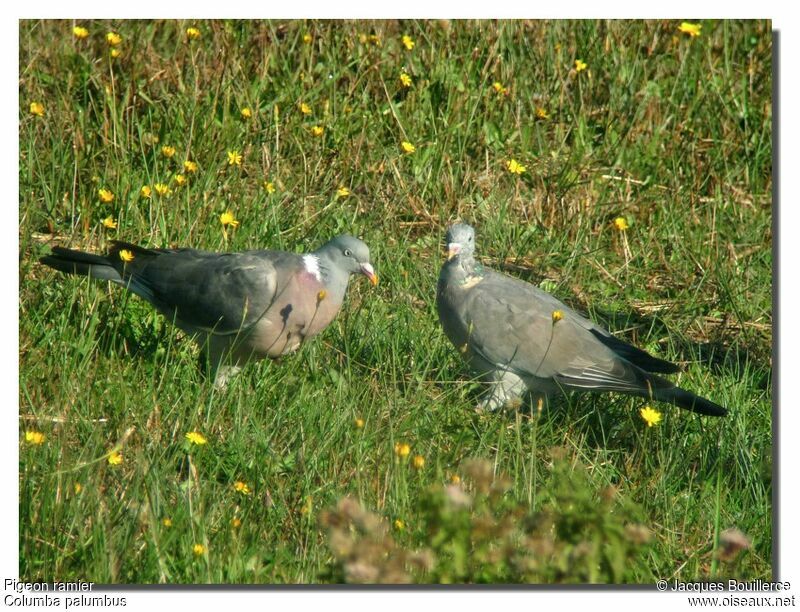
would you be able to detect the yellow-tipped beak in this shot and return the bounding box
[361,263,379,286]
[447,243,461,261]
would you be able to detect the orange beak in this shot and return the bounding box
[446,243,461,261]
[360,262,379,286]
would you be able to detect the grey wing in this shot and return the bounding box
[118,249,292,335]
[464,278,650,393]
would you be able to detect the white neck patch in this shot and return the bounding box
[303,254,322,281]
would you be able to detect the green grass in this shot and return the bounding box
[19,19,772,584]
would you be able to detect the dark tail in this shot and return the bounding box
[39,246,123,282]
[649,383,728,417]
[590,329,681,374]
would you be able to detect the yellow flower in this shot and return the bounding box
[240,107,252,119]
[227,150,242,166]
[102,216,117,230]
[367,34,381,46]
[394,442,411,458]
[574,59,587,72]
[73,26,89,39]
[192,543,206,555]
[506,159,526,175]
[317,289,327,301]
[110,48,121,59]
[263,181,276,194]
[310,125,324,137]
[299,102,312,115]
[183,160,198,173]
[24,431,46,445]
[393,519,405,531]
[186,27,201,40]
[300,495,313,516]
[302,32,312,44]
[185,431,207,445]
[354,417,365,429]
[162,518,172,527]
[551,310,564,323]
[231,517,242,528]
[119,249,134,263]
[154,183,171,197]
[535,107,549,120]
[140,185,152,199]
[98,188,115,203]
[450,474,461,485]
[336,186,350,198]
[678,22,702,37]
[161,145,176,158]
[614,216,629,231]
[29,102,45,117]
[401,141,416,154]
[640,406,663,427]
[412,455,425,470]
[107,450,123,465]
[74,483,82,494]
[173,174,186,186]
[106,32,122,46]
[233,481,251,495]
[399,72,412,88]
[220,210,240,228]
[492,82,508,96]
[402,35,415,50]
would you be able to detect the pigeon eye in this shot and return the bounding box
[344,249,352,257]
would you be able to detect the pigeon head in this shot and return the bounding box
[445,223,476,261]
[316,235,378,285]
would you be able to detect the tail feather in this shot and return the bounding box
[649,384,728,417]
[39,247,122,282]
[590,329,681,374]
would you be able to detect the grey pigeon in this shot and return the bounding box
[40,235,378,387]
[436,223,726,416]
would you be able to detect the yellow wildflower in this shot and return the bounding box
[310,125,324,137]
[535,107,549,120]
[506,159,526,175]
[402,35,415,50]
[110,49,121,59]
[336,186,350,198]
[299,102,312,115]
[354,417,365,429]
[317,289,327,301]
[192,543,206,555]
[220,210,240,228]
[107,450,123,465]
[231,517,242,528]
[303,32,312,44]
[552,310,563,323]
[106,32,122,46]
[233,481,251,495]
[74,483,82,494]
[614,216,629,231]
[450,474,461,485]
[162,518,172,527]
[574,59,587,72]
[24,431,46,445]
[401,141,416,154]
[173,174,186,187]
[102,216,117,230]
[640,406,663,427]
[29,102,45,117]
[240,107,252,119]
[678,22,702,37]
[227,150,242,166]
[98,188,115,203]
[185,431,207,445]
[73,26,89,39]
[183,160,198,173]
[119,249,134,263]
[154,183,171,197]
[161,145,176,158]
[186,27,201,40]
[263,181,276,194]
[140,185,152,199]
[400,72,413,88]
[393,519,405,531]
[394,442,411,458]
[492,82,508,96]
[367,34,381,46]
[412,455,425,470]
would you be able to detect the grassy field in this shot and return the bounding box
[19,19,772,584]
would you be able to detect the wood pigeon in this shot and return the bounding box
[40,235,378,387]
[436,223,726,416]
